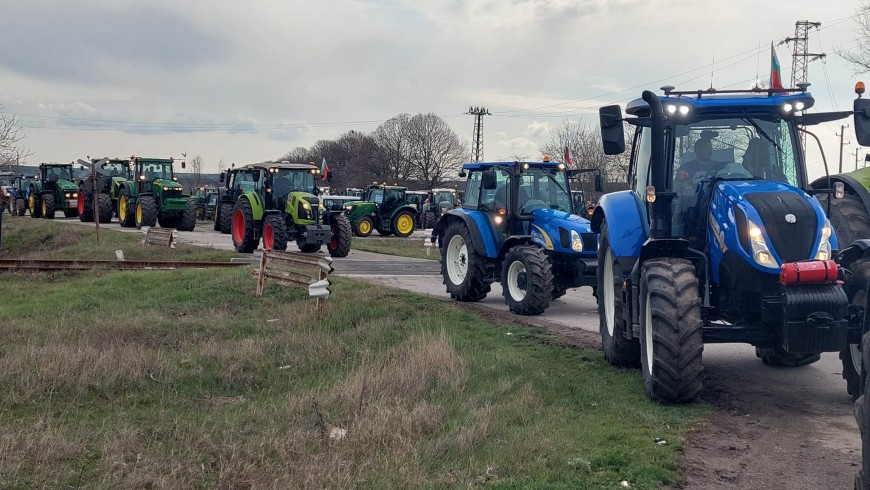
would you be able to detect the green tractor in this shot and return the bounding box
[116,156,196,231]
[27,163,79,219]
[191,186,219,220]
[76,157,132,223]
[229,162,352,257]
[344,184,419,237]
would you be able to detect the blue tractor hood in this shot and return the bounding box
[706,179,834,280]
[529,207,597,255]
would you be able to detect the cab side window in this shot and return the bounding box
[463,171,481,210]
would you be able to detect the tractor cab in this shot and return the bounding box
[594,84,870,403]
[28,163,79,219]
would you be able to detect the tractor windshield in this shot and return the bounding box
[45,166,74,181]
[101,162,129,178]
[518,167,572,213]
[0,175,14,186]
[140,162,174,181]
[433,190,455,205]
[271,169,315,197]
[672,117,800,188]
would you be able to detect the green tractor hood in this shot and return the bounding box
[285,190,321,224]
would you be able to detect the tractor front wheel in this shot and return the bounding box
[392,211,415,238]
[353,216,373,237]
[118,190,135,227]
[842,257,870,399]
[424,211,437,229]
[262,214,288,251]
[29,192,41,218]
[327,213,352,257]
[16,197,26,216]
[440,220,490,302]
[755,347,821,368]
[639,258,704,403]
[97,193,113,223]
[78,188,94,222]
[501,245,553,315]
[135,196,158,229]
[219,203,233,234]
[598,219,641,368]
[552,284,569,300]
[232,199,258,253]
[177,201,197,231]
[41,194,56,219]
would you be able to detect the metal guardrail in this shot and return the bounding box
[254,249,334,316]
[0,259,248,272]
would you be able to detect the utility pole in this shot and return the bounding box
[837,124,849,174]
[781,20,825,151]
[466,106,490,163]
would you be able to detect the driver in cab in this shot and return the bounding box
[676,137,725,186]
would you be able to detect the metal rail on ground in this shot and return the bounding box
[0,259,248,272]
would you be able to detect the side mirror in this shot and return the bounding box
[459,169,467,178]
[855,98,870,146]
[599,105,626,155]
[181,161,186,169]
[594,174,604,193]
[219,171,226,183]
[482,169,497,190]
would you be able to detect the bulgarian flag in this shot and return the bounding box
[320,157,329,181]
[770,43,785,91]
[563,145,573,167]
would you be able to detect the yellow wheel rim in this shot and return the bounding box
[119,197,126,218]
[359,220,371,234]
[41,200,47,215]
[396,215,413,234]
[29,194,35,211]
[136,203,142,223]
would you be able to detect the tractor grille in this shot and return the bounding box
[744,192,817,263]
[581,233,598,252]
[164,189,183,199]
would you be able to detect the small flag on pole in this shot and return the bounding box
[563,146,573,167]
[769,43,784,91]
[320,158,329,181]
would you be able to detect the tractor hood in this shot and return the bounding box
[151,178,182,191]
[529,208,597,254]
[286,191,320,223]
[56,179,78,191]
[707,180,834,275]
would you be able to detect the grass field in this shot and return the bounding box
[0,219,706,488]
[351,235,437,261]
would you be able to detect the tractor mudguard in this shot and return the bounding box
[811,172,870,209]
[497,236,533,260]
[242,192,265,221]
[593,190,649,261]
[435,209,497,258]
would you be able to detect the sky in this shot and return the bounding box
[0,0,866,179]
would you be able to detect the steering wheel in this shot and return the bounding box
[522,199,549,213]
[715,162,754,180]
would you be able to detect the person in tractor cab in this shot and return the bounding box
[675,136,726,185]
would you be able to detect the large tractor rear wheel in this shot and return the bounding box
[353,216,373,237]
[97,193,113,223]
[177,201,197,231]
[41,194,56,219]
[78,188,94,222]
[232,199,258,253]
[219,203,233,234]
[639,258,704,403]
[424,211,437,229]
[262,214,288,251]
[841,257,870,399]
[392,211,415,238]
[501,245,554,315]
[135,195,158,229]
[856,330,870,489]
[16,197,26,216]
[327,213,352,257]
[118,190,135,227]
[552,284,569,300]
[598,219,641,368]
[28,192,41,218]
[440,220,490,302]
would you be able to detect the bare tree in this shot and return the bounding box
[191,155,204,187]
[539,120,630,183]
[371,114,413,182]
[407,113,466,187]
[0,107,30,172]
[281,146,315,163]
[217,158,225,174]
[838,2,870,73]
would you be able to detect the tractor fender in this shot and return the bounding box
[433,209,495,258]
[838,239,870,268]
[120,180,138,198]
[391,204,419,218]
[592,190,649,260]
[241,192,265,221]
[811,172,870,209]
[497,236,534,261]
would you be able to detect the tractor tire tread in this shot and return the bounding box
[327,213,352,257]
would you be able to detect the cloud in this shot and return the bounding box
[525,121,550,138]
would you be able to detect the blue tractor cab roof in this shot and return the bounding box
[626,89,816,119]
[462,161,564,171]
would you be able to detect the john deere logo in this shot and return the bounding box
[785,214,796,224]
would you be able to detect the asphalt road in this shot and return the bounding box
[47,216,862,488]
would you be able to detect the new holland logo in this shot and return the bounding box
[785,214,796,223]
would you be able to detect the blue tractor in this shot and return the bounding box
[431,159,600,315]
[593,84,870,403]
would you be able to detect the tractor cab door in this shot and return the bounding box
[468,166,513,239]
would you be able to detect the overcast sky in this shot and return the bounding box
[0,0,865,179]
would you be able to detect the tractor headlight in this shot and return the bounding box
[302,201,311,210]
[64,193,71,198]
[72,192,78,198]
[748,220,778,268]
[571,230,583,252]
[493,215,504,226]
[163,186,169,191]
[816,219,832,261]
